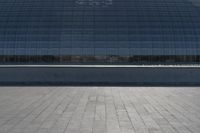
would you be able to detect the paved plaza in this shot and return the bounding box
[0,87,200,133]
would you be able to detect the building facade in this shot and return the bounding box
[0,0,200,64]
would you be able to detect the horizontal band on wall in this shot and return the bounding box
[0,65,200,68]
[0,66,200,85]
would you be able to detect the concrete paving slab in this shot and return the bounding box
[0,87,199,133]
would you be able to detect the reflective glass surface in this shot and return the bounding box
[0,0,200,64]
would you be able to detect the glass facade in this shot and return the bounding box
[0,0,200,64]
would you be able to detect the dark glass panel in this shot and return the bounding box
[0,0,200,64]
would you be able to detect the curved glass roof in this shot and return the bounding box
[0,0,200,56]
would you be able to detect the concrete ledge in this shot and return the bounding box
[0,66,200,85]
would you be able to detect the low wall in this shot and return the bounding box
[0,65,200,85]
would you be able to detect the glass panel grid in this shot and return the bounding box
[0,0,200,64]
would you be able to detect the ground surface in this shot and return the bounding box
[0,87,199,133]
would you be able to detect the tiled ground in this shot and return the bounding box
[0,87,200,133]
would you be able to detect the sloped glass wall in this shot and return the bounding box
[0,0,200,64]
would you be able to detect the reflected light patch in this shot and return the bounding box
[76,0,112,7]
[188,0,200,7]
